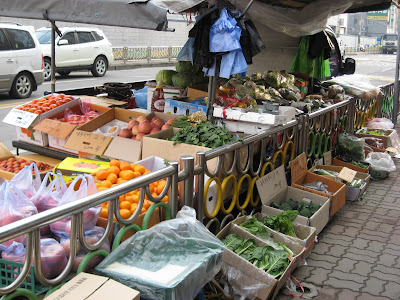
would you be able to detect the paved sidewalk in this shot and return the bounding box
[277,139,400,299]
[109,59,175,71]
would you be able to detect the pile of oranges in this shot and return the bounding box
[15,94,74,114]
[94,159,168,221]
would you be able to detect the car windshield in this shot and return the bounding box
[35,30,56,44]
[383,35,397,41]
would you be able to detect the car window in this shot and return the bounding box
[60,32,76,45]
[91,31,104,41]
[77,31,95,43]
[35,30,55,45]
[5,28,35,50]
[0,29,12,51]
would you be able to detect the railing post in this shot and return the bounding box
[169,161,179,219]
[300,114,309,154]
[347,99,356,134]
[195,152,206,221]
[180,156,195,208]
[123,47,128,64]
[168,46,172,62]
[376,91,383,118]
[147,47,151,63]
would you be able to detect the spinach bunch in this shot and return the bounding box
[240,217,273,240]
[222,234,291,279]
[270,199,321,218]
[168,122,239,148]
[262,211,298,237]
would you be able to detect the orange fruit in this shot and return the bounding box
[95,182,102,189]
[119,195,125,202]
[116,178,127,184]
[100,208,108,218]
[108,166,120,175]
[143,200,150,209]
[134,164,145,175]
[132,171,142,178]
[130,203,138,214]
[110,160,120,168]
[101,180,112,188]
[120,208,132,219]
[162,195,168,203]
[96,169,109,180]
[120,161,132,171]
[131,195,139,203]
[119,170,135,180]
[156,182,166,195]
[141,206,147,213]
[144,170,151,175]
[106,173,118,184]
[125,195,134,203]
[97,186,108,192]
[119,201,131,210]
[151,192,159,199]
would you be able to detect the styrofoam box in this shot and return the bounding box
[213,105,296,126]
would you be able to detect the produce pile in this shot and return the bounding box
[313,169,338,177]
[359,129,386,136]
[56,110,100,126]
[270,199,321,218]
[170,111,207,128]
[156,61,207,88]
[0,158,52,174]
[15,94,74,114]
[222,234,292,279]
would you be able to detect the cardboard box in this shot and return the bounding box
[45,272,140,300]
[3,97,80,147]
[291,153,346,217]
[332,156,369,173]
[146,81,184,112]
[34,103,111,154]
[164,97,207,116]
[0,143,60,180]
[257,165,330,235]
[250,213,316,259]
[309,165,370,202]
[217,222,304,300]
[54,157,110,182]
[355,128,400,148]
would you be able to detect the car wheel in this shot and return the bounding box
[9,72,33,99]
[91,56,107,77]
[58,71,71,77]
[43,58,52,81]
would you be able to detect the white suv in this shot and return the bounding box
[35,27,114,81]
[0,23,44,98]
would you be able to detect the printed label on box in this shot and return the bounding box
[3,109,38,128]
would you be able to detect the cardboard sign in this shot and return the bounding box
[290,153,308,182]
[3,109,38,128]
[313,158,324,166]
[386,146,398,154]
[64,131,112,156]
[389,130,400,149]
[338,167,357,183]
[323,151,332,165]
[34,119,77,139]
[256,165,287,202]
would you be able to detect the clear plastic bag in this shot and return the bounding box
[337,133,365,161]
[210,8,242,53]
[367,118,394,130]
[96,206,225,300]
[50,175,100,237]
[31,173,66,213]
[10,163,41,198]
[0,182,37,247]
[365,152,396,180]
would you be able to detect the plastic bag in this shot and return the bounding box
[362,137,384,150]
[93,119,129,137]
[2,239,68,279]
[63,99,100,125]
[31,173,66,213]
[96,206,225,300]
[367,118,394,130]
[10,163,41,198]
[365,152,396,180]
[209,8,242,53]
[60,226,110,272]
[323,75,380,100]
[337,133,365,161]
[0,182,37,247]
[50,175,100,237]
[177,37,195,63]
[134,86,148,109]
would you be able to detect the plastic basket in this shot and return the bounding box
[0,258,50,295]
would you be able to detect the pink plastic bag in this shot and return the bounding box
[0,182,37,247]
[63,99,100,125]
[50,175,100,237]
[10,163,41,198]
[2,239,68,279]
[31,173,67,213]
[60,226,110,272]
[367,118,394,130]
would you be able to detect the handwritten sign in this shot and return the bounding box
[290,153,307,182]
[338,167,357,183]
[313,158,324,166]
[64,131,112,155]
[34,119,76,139]
[386,146,398,154]
[323,151,332,165]
[389,131,400,149]
[3,109,38,129]
[256,165,287,204]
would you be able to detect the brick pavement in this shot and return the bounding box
[276,151,400,299]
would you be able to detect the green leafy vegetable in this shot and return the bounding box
[359,128,386,136]
[347,178,365,188]
[349,161,369,169]
[313,169,338,177]
[170,116,192,128]
[270,199,321,218]
[240,217,273,240]
[262,211,298,237]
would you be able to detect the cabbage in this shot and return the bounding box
[176,61,198,73]
[155,70,177,86]
[172,72,195,88]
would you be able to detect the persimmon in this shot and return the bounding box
[108,166,120,175]
[119,201,131,210]
[101,180,112,188]
[156,181,166,195]
[120,209,132,219]
[132,171,141,178]
[116,178,127,184]
[119,170,134,180]
[130,203,138,214]
[120,161,131,171]
[131,195,139,203]
[106,173,118,184]
[100,208,108,218]
[96,169,109,180]
[110,160,120,168]
[119,195,125,202]
[133,164,145,175]
[125,195,134,203]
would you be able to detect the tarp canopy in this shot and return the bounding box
[0,0,169,31]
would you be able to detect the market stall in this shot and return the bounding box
[0,0,399,299]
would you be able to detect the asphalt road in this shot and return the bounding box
[0,54,397,152]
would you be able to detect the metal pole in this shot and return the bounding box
[393,6,400,125]
[180,156,195,208]
[195,152,206,221]
[169,161,179,219]
[50,21,56,93]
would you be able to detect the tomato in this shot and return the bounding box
[6,168,12,172]
[43,107,51,112]
[49,104,57,109]
[42,103,50,107]
[49,99,56,105]
[31,99,38,104]
[56,101,64,106]
[8,158,15,163]
[15,107,23,110]
[26,160,35,165]
[20,163,26,169]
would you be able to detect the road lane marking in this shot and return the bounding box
[43,78,97,85]
[0,101,28,110]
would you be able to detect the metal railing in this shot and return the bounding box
[343,46,382,55]
[380,82,400,119]
[112,46,183,64]
[0,86,386,295]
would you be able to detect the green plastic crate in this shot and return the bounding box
[0,258,50,296]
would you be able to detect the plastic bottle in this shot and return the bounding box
[151,82,165,112]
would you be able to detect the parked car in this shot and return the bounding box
[0,22,44,98]
[35,27,114,81]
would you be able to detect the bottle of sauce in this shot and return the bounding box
[151,82,165,112]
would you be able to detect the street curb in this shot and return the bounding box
[109,61,176,71]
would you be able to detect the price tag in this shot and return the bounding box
[324,151,332,165]
[386,147,398,154]
[338,167,357,183]
[34,119,76,139]
[64,131,112,155]
[3,109,38,129]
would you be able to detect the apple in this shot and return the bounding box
[161,124,170,131]
[131,125,140,136]
[118,128,132,138]
[151,122,158,129]
[167,119,175,125]
[151,117,159,123]
[128,120,139,130]
[138,120,152,134]
[150,128,160,134]
[154,119,165,129]
[136,116,147,123]
[135,133,146,141]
